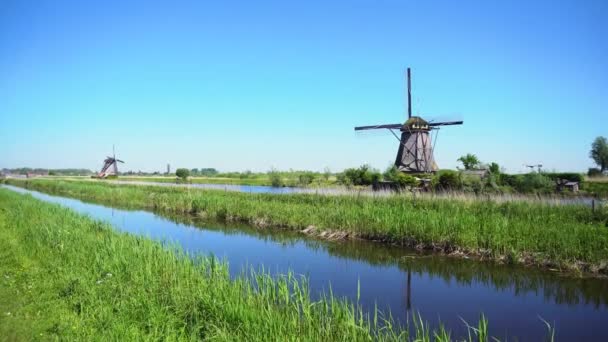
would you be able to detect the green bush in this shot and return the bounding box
[175,168,190,180]
[434,170,461,190]
[516,173,554,193]
[488,162,500,175]
[462,175,484,194]
[239,170,253,179]
[297,172,316,186]
[267,168,283,187]
[339,165,380,186]
[498,174,518,187]
[588,168,603,177]
[544,172,583,183]
[395,173,418,187]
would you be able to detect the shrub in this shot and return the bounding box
[395,173,418,187]
[239,170,253,179]
[382,165,400,182]
[588,168,603,177]
[175,168,190,180]
[462,175,484,194]
[498,174,518,187]
[517,173,553,193]
[543,172,583,183]
[434,170,461,190]
[268,168,283,187]
[323,167,331,181]
[297,172,316,186]
[339,165,380,186]
[488,162,500,175]
[383,165,418,187]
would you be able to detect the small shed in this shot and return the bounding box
[556,179,579,192]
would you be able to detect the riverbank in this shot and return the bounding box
[44,174,339,188]
[5,178,608,276]
[0,187,516,340]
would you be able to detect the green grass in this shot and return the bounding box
[119,176,273,186]
[0,187,515,341]
[581,181,608,197]
[49,174,338,187]
[5,178,608,275]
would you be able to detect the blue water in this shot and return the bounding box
[3,184,608,340]
[112,180,309,194]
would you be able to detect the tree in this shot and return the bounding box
[323,167,331,181]
[175,168,190,180]
[590,136,608,172]
[457,154,481,170]
[488,162,500,175]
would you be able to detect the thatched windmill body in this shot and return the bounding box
[355,68,463,173]
[97,146,124,178]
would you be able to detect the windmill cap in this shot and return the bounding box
[402,116,430,131]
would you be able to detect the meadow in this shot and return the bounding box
[5,178,608,275]
[0,187,512,341]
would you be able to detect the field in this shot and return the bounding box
[46,172,338,187]
[5,178,608,275]
[0,187,516,341]
[581,177,608,197]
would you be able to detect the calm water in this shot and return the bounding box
[4,185,608,340]
[111,180,309,194]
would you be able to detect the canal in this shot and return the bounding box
[3,184,607,340]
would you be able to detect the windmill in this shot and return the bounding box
[354,68,463,173]
[97,145,124,178]
[525,164,543,173]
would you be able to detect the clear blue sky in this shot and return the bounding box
[1,0,606,173]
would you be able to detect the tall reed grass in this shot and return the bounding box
[0,188,521,341]
[5,178,608,274]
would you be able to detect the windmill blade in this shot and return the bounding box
[354,123,402,131]
[428,120,463,127]
[116,159,124,163]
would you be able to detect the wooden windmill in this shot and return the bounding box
[97,146,124,178]
[354,68,463,173]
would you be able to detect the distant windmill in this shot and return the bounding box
[97,145,124,178]
[354,68,463,173]
[525,164,543,173]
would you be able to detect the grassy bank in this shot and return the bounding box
[5,178,608,275]
[0,189,390,339]
[49,174,338,187]
[581,180,608,198]
[0,187,522,340]
[117,176,273,186]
